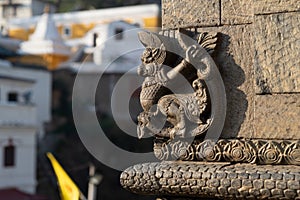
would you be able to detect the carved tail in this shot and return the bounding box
[177,30,227,141]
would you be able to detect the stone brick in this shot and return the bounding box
[218,187,228,195]
[272,173,283,180]
[249,173,260,180]
[221,179,231,187]
[228,187,239,195]
[284,174,295,181]
[162,0,220,29]
[249,188,260,196]
[231,179,242,188]
[253,0,300,15]
[254,12,300,94]
[260,189,271,197]
[284,189,297,199]
[288,181,300,190]
[265,180,275,189]
[242,179,253,187]
[271,188,283,196]
[253,180,264,189]
[197,25,255,138]
[254,94,300,139]
[221,0,253,25]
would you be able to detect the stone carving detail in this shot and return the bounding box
[284,141,300,165]
[153,142,170,161]
[195,140,222,162]
[153,139,300,165]
[223,139,256,163]
[137,29,226,144]
[170,140,194,161]
[121,162,300,199]
[257,140,283,165]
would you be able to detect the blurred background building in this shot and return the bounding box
[0,0,161,199]
[0,0,56,34]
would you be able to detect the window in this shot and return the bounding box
[93,33,98,47]
[4,143,15,167]
[8,92,18,102]
[115,28,124,40]
[63,26,72,38]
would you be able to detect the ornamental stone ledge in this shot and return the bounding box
[121,162,300,199]
[153,139,300,165]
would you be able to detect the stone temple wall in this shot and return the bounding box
[120,2,300,199]
[162,0,300,140]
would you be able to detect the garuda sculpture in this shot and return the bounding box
[137,29,226,141]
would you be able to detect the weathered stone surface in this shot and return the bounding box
[154,138,300,164]
[162,0,220,29]
[253,94,300,139]
[197,25,255,138]
[254,0,300,15]
[221,0,253,25]
[254,12,300,94]
[121,162,300,199]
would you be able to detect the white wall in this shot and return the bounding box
[0,66,51,138]
[93,21,143,68]
[0,78,36,125]
[0,104,36,126]
[0,78,34,103]
[0,127,36,194]
[0,68,38,194]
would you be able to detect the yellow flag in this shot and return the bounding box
[47,152,80,200]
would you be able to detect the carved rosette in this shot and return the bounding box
[284,141,300,165]
[257,141,283,164]
[154,142,170,161]
[223,140,256,163]
[153,139,300,165]
[170,141,194,161]
[195,140,222,161]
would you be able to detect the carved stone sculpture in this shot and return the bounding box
[121,0,300,198]
[137,29,226,142]
[121,28,300,200]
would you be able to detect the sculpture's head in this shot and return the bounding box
[137,46,164,77]
[138,31,167,65]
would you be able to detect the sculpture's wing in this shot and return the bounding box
[197,32,218,54]
[138,31,164,49]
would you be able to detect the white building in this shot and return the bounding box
[61,20,144,72]
[7,4,160,41]
[0,68,37,194]
[58,20,144,124]
[0,0,55,34]
[20,8,71,70]
[0,60,51,138]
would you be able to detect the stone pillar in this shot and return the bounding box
[161,0,300,140]
[121,1,300,199]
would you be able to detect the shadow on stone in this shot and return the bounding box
[212,33,248,138]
